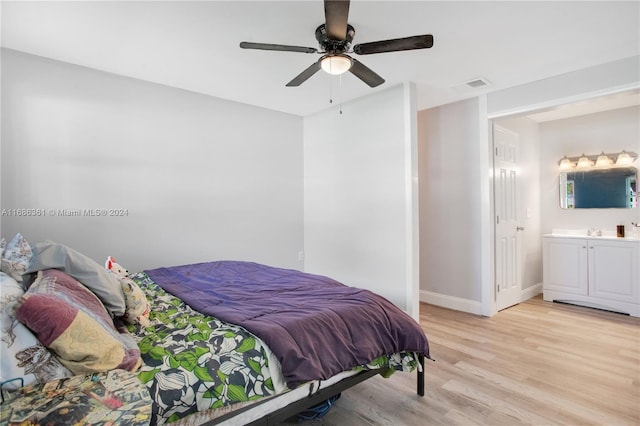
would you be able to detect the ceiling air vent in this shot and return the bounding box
[450,77,492,92]
[465,78,490,88]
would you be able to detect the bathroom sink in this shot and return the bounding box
[551,228,588,236]
[550,228,639,240]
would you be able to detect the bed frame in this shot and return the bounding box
[212,354,426,425]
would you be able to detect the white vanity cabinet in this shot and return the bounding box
[543,235,640,316]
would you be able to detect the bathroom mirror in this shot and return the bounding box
[559,167,637,209]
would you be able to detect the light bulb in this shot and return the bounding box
[616,151,633,166]
[595,152,612,167]
[576,154,593,169]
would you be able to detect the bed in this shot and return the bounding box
[0,236,430,425]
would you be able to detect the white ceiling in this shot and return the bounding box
[525,88,640,122]
[1,1,639,117]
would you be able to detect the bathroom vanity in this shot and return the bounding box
[543,232,640,316]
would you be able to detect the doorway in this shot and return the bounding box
[492,124,522,311]
[483,87,639,316]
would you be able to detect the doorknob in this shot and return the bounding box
[516,226,525,231]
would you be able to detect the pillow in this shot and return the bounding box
[1,272,72,389]
[24,242,125,317]
[14,269,141,375]
[1,233,32,283]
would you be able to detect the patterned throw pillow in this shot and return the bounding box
[1,272,72,390]
[24,242,126,317]
[15,269,141,375]
[0,233,33,283]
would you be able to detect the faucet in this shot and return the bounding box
[587,228,602,237]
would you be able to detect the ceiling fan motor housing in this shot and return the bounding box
[315,24,355,53]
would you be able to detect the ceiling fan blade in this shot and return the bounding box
[240,41,317,54]
[349,58,385,88]
[353,34,434,55]
[286,60,322,87]
[324,0,350,41]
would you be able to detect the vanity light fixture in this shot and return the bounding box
[558,150,637,170]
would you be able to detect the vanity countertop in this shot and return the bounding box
[545,229,640,241]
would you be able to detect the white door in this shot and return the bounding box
[493,124,522,311]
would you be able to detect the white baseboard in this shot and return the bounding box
[420,283,543,316]
[521,282,542,301]
[420,290,483,315]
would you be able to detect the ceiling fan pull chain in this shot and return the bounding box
[339,74,343,115]
[329,73,334,104]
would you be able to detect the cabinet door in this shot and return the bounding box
[588,240,639,304]
[543,237,588,295]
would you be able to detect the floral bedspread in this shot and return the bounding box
[145,261,430,389]
[127,272,276,424]
[128,272,422,424]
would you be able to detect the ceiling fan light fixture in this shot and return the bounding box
[320,54,352,75]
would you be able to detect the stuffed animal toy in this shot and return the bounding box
[105,256,129,279]
[105,256,151,327]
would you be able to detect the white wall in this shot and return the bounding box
[1,49,304,272]
[2,49,421,318]
[539,106,640,234]
[418,98,486,306]
[303,84,420,319]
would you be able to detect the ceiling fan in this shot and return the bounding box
[239,0,433,88]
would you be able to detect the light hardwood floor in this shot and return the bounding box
[281,296,640,425]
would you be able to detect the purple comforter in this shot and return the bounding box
[145,261,429,389]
